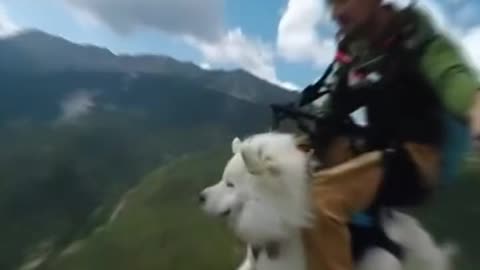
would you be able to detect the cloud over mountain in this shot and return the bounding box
[64,0,225,42]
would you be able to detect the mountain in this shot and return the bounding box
[0,70,267,270]
[0,29,298,104]
[41,148,242,270]
[0,29,301,270]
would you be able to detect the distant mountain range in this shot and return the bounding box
[0,29,298,105]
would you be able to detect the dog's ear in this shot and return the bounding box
[240,144,265,175]
[263,156,281,176]
[232,137,242,154]
[240,144,280,176]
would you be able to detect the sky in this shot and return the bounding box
[0,0,478,90]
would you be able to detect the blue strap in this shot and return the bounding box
[440,114,471,185]
[351,114,470,228]
[351,212,374,227]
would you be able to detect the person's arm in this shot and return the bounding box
[419,35,480,129]
[470,92,480,149]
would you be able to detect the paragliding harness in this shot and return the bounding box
[270,96,368,160]
[270,91,406,263]
[269,112,411,261]
[269,56,407,261]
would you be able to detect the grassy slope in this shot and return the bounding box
[45,148,244,270]
[412,159,480,270]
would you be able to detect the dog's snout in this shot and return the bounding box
[198,192,206,204]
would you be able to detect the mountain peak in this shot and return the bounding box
[9,29,76,47]
[8,28,115,57]
[0,28,296,103]
[11,29,52,38]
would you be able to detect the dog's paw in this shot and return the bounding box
[237,256,254,270]
[237,261,254,270]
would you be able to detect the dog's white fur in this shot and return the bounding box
[200,132,455,270]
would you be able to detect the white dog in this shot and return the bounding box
[200,132,455,270]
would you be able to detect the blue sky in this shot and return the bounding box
[0,0,479,90]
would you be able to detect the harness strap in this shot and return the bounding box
[298,61,335,106]
[335,51,353,64]
[251,242,281,261]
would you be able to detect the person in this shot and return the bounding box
[296,1,480,270]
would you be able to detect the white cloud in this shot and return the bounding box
[0,4,20,37]
[279,81,301,91]
[66,4,103,29]
[188,28,300,90]
[58,89,96,123]
[462,27,480,74]
[199,62,212,70]
[277,0,336,68]
[189,29,275,81]
[63,0,225,42]
[418,0,454,33]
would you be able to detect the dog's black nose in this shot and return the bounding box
[198,193,206,204]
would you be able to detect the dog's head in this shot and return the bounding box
[199,137,249,219]
[199,133,313,243]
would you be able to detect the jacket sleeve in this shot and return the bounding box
[419,35,480,121]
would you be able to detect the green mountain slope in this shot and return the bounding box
[412,161,480,270]
[0,70,277,270]
[43,148,243,270]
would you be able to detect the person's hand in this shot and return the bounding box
[470,92,480,151]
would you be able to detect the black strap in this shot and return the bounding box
[298,60,335,106]
[270,103,325,135]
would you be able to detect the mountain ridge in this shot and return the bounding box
[0,29,298,105]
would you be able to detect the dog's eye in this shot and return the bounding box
[226,181,235,188]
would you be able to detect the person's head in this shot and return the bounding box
[328,0,384,36]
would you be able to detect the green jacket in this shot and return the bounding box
[415,10,480,121]
[317,7,480,122]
